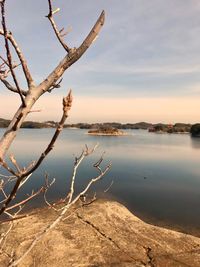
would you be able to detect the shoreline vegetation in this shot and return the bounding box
[88,127,127,136]
[1,117,200,136]
[0,118,196,131]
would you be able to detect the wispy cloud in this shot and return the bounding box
[1,0,200,122]
[70,61,200,76]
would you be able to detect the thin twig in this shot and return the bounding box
[0,221,13,249]
[0,90,72,216]
[104,180,114,193]
[43,174,56,210]
[9,156,110,267]
[0,214,30,224]
[6,187,44,212]
[9,154,21,173]
[0,1,26,106]
[22,90,73,177]
[67,144,99,204]
[0,159,18,177]
[46,0,70,53]
[0,78,27,96]
[0,33,34,88]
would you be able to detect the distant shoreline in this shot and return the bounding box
[0,118,193,130]
[1,118,200,135]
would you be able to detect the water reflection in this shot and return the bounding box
[190,135,200,149]
[1,128,200,234]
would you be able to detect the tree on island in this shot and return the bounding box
[190,124,200,137]
[89,125,118,133]
[0,1,110,265]
[88,125,125,136]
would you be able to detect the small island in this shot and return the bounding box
[148,123,191,134]
[190,123,200,137]
[88,126,127,136]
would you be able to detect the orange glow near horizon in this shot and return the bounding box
[0,94,199,124]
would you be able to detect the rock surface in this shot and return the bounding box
[1,200,200,266]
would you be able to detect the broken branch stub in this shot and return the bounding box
[63,90,73,116]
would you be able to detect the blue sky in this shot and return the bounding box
[1,0,200,122]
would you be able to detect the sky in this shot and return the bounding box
[1,0,200,123]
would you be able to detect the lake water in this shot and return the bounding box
[1,128,200,235]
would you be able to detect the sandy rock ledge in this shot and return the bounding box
[0,200,200,267]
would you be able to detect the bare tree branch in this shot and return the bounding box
[0,159,18,177]
[46,0,70,53]
[0,214,30,224]
[5,187,44,212]
[66,144,99,204]
[0,90,72,216]
[0,29,34,88]
[0,78,27,96]
[8,148,111,267]
[9,154,22,173]
[0,1,26,106]
[0,220,13,252]
[0,30,34,88]
[0,55,21,71]
[0,56,27,95]
[0,54,9,68]
[0,3,107,264]
[38,10,105,94]
[22,90,73,177]
[47,78,63,93]
[43,173,56,209]
[0,10,105,161]
[104,180,114,193]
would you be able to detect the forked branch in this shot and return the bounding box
[38,10,105,93]
[0,90,73,216]
[9,147,111,267]
[0,78,27,96]
[46,0,70,53]
[0,0,34,89]
[0,0,26,106]
[0,28,34,88]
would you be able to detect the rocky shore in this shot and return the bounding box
[1,200,200,266]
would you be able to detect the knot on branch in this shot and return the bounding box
[48,78,63,93]
[63,90,73,115]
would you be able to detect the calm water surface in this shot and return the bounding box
[1,128,200,234]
